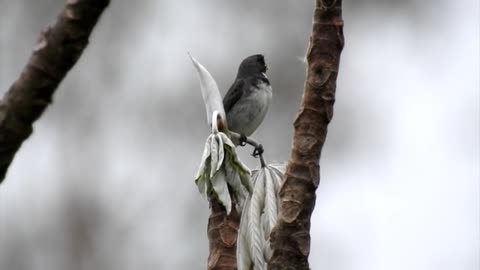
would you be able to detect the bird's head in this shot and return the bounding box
[237,54,268,77]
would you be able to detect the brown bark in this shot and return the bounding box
[0,0,110,183]
[268,0,344,269]
[208,198,240,270]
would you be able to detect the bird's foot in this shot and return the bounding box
[239,134,247,146]
[252,144,264,157]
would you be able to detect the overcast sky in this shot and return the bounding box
[0,1,478,269]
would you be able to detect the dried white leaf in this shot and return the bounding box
[211,168,232,214]
[189,53,226,127]
[264,168,278,234]
[237,164,286,270]
[219,132,235,149]
[237,195,253,270]
[248,169,266,269]
[196,175,207,198]
[240,171,253,194]
[210,136,219,178]
[216,134,224,172]
[194,135,212,180]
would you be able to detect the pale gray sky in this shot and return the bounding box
[0,1,478,269]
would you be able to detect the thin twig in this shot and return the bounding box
[230,132,266,168]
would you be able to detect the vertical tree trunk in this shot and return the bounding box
[0,0,110,183]
[208,198,240,270]
[268,0,344,269]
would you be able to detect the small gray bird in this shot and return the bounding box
[223,54,272,156]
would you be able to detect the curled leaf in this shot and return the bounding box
[194,132,252,215]
[219,132,235,149]
[211,168,232,214]
[195,135,212,180]
[189,53,226,127]
[216,134,224,172]
[210,136,219,178]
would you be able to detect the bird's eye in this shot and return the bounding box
[256,55,266,67]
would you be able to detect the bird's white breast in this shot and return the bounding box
[227,82,272,136]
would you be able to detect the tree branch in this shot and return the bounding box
[208,198,240,270]
[0,0,110,183]
[268,0,344,269]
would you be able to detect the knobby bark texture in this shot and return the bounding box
[208,198,240,270]
[268,0,344,269]
[0,0,110,184]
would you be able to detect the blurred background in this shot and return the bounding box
[0,0,478,269]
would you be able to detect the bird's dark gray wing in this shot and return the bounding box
[223,79,245,113]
